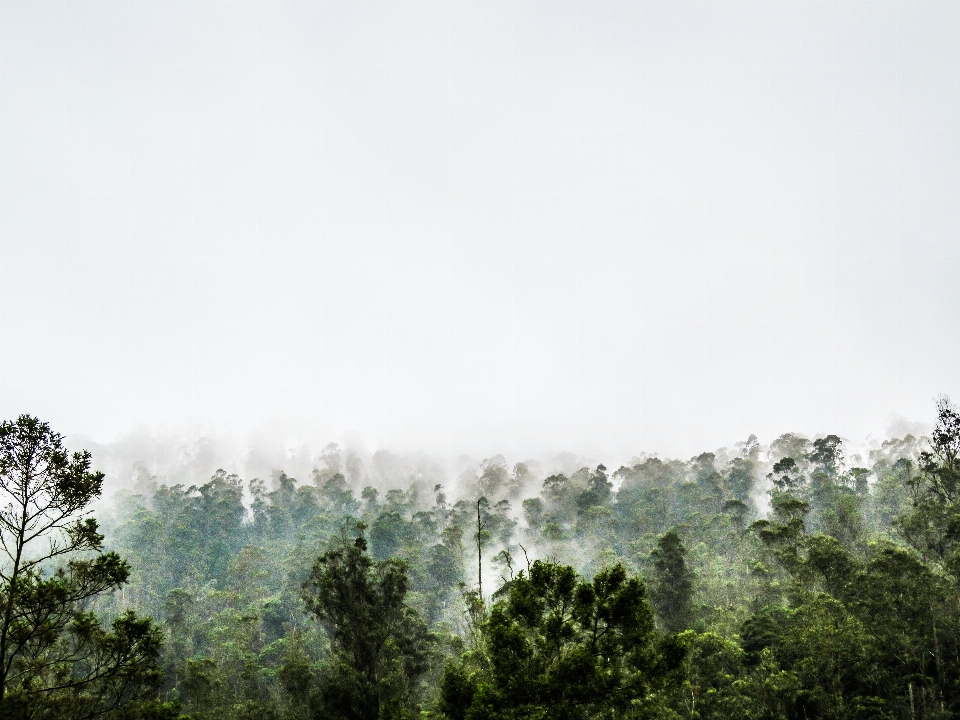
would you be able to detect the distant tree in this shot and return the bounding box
[424,543,463,623]
[650,529,694,633]
[318,472,358,516]
[806,436,848,533]
[769,457,803,495]
[361,486,380,514]
[120,470,248,601]
[575,464,612,518]
[541,473,569,505]
[808,435,844,477]
[771,433,811,466]
[478,456,508,498]
[345,450,364,486]
[725,456,757,506]
[369,510,410,561]
[0,415,168,719]
[508,462,533,498]
[737,434,761,460]
[521,497,545,533]
[301,529,433,720]
[314,443,343,483]
[753,493,811,580]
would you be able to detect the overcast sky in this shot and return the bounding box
[1,0,958,459]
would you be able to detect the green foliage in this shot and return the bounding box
[302,530,434,720]
[66,397,960,720]
[0,416,167,719]
[672,631,751,719]
[650,530,694,633]
[440,560,683,720]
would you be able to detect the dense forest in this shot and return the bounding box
[3,399,960,720]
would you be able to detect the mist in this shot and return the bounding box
[3,0,960,458]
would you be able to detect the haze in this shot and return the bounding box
[1,0,958,459]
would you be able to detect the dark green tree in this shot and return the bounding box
[0,415,168,719]
[301,529,433,720]
[650,529,694,633]
[439,560,683,720]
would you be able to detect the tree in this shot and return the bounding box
[672,631,752,719]
[301,528,433,720]
[439,560,684,720]
[772,595,882,720]
[898,396,960,575]
[424,543,463,623]
[808,435,844,478]
[725,456,757,507]
[769,457,803,496]
[369,510,410,561]
[650,529,694,633]
[0,415,168,719]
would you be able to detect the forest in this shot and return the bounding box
[2,399,960,720]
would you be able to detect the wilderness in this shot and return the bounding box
[2,0,959,718]
[0,397,957,720]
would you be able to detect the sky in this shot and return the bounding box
[0,0,958,460]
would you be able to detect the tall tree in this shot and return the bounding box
[0,415,167,719]
[650,529,694,633]
[301,528,433,720]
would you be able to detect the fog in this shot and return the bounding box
[2,0,959,459]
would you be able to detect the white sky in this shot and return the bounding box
[1,0,958,459]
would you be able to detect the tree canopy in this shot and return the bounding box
[8,397,959,719]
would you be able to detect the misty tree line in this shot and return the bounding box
[2,400,960,719]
